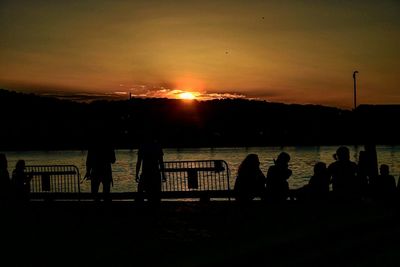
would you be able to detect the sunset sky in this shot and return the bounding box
[1,0,399,108]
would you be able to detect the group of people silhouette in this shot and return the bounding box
[234,145,398,203]
[0,154,31,203]
[0,134,165,204]
[83,134,164,203]
[0,144,398,204]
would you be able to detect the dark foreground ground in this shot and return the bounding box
[2,200,400,267]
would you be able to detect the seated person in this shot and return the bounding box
[328,146,358,200]
[11,160,32,202]
[370,164,396,201]
[297,162,330,201]
[0,153,11,202]
[265,152,292,202]
[234,154,265,202]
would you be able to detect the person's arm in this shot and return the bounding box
[286,168,292,180]
[159,150,166,181]
[390,176,396,192]
[397,176,400,190]
[84,150,92,179]
[327,164,333,184]
[135,152,142,183]
[258,169,266,181]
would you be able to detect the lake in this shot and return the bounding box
[2,145,400,192]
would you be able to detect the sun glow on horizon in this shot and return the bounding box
[120,87,248,101]
[178,91,196,100]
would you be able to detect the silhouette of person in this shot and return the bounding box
[0,153,11,202]
[234,154,266,203]
[370,164,396,202]
[11,160,31,202]
[328,146,359,200]
[296,162,330,201]
[358,144,378,197]
[85,138,116,202]
[265,152,292,202]
[135,136,165,204]
[309,162,330,199]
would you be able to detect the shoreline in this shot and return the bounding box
[2,144,400,152]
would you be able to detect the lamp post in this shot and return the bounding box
[353,71,358,110]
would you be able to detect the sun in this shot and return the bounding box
[179,92,196,100]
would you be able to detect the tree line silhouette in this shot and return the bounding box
[1,89,400,150]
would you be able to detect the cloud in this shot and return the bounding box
[40,91,128,102]
[125,87,248,100]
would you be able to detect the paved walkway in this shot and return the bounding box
[2,201,400,267]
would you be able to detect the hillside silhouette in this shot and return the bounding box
[0,89,399,150]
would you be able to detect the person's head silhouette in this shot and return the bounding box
[380,164,390,176]
[275,152,290,166]
[15,160,25,172]
[336,146,350,161]
[239,154,260,172]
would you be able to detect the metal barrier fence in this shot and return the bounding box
[25,165,81,193]
[24,161,231,200]
[162,160,231,192]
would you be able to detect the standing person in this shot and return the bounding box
[358,144,378,197]
[265,152,292,202]
[0,154,11,202]
[328,146,358,200]
[11,160,31,202]
[135,136,165,204]
[234,154,266,203]
[85,139,116,202]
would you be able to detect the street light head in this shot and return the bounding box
[353,70,359,79]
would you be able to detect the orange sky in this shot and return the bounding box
[1,0,399,108]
